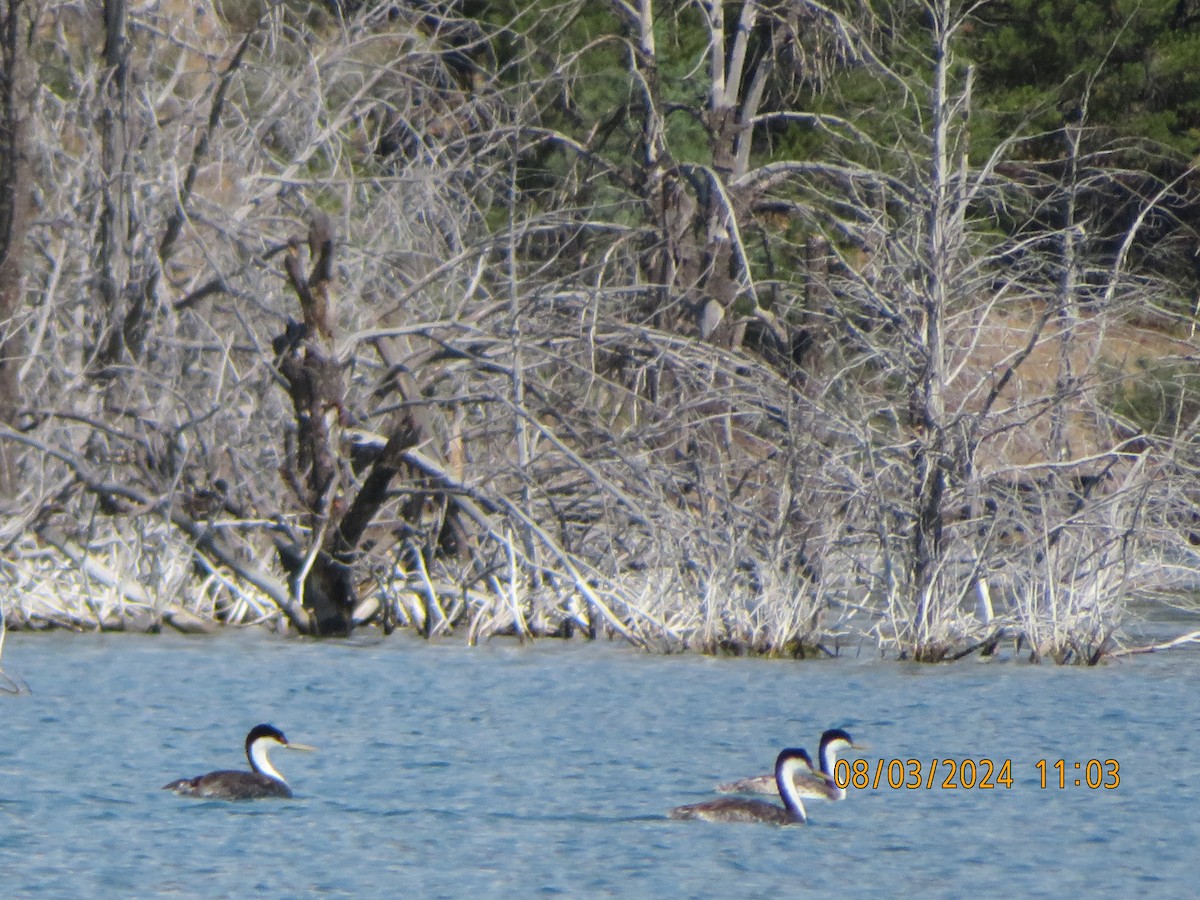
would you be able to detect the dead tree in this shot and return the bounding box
[272,213,476,635]
[272,213,355,634]
[0,0,30,498]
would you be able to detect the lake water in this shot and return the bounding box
[0,632,1195,897]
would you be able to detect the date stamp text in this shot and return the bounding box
[831,758,1120,790]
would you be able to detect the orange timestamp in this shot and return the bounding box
[833,757,1015,790]
[1034,758,1120,789]
[832,758,1121,790]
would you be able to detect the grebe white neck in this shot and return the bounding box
[774,751,812,823]
[248,737,286,783]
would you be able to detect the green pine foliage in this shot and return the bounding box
[969,0,1200,155]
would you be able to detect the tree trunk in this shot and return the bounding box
[0,0,31,498]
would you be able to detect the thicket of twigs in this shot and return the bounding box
[2,0,1199,663]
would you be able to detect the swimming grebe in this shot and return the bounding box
[716,728,861,800]
[669,748,817,825]
[162,724,313,800]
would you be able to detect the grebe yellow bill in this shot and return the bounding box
[162,724,315,801]
[716,728,863,800]
[669,748,817,825]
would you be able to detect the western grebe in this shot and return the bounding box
[716,728,862,800]
[162,724,314,800]
[669,748,817,825]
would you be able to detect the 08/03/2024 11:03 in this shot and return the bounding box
[831,758,1120,790]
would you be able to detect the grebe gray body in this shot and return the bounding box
[162,724,312,800]
[717,728,861,800]
[670,748,817,825]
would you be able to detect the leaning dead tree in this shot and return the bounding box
[268,212,486,635]
[270,213,362,634]
[0,0,30,499]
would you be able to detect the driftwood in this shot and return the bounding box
[34,523,214,633]
[1111,630,1200,656]
[0,423,301,629]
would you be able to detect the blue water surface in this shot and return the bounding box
[0,632,1194,897]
